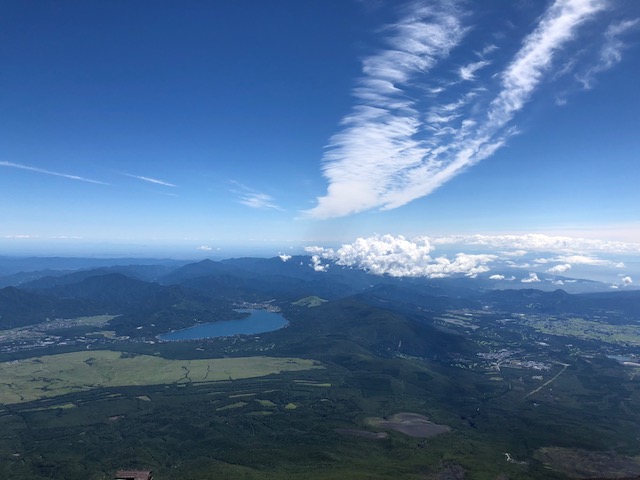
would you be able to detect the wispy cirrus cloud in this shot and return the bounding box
[3,234,39,239]
[458,59,490,81]
[230,181,282,211]
[3,234,86,240]
[304,1,467,218]
[305,0,629,219]
[124,173,176,187]
[240,192,280,210]
[576,18,639,89]
[0,161,107,185]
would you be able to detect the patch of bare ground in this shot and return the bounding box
[421,461,466,480]
[435,463,465,480]
[422,463,511,480]
[366,412,451,438]
[335,428,388,440]
[536,447,640,479]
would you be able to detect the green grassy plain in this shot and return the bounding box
[0,350,323,404]
[525,316,640,346]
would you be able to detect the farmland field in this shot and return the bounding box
[0,350,323,404]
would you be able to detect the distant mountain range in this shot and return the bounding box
[1,256,638,335]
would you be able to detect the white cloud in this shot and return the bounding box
[478,44,498,56]
[556,254,601,265]
[305,234,495,278]
[3,234,85,240]
[124,173,176,187]
[0,161,107,185]
[554,254,624,267]
[501,250,529,257]
[577,18,640,89]
[230,181,282,211]
[515,263,530,268]
[278,253,292,262]
[302,231,638,283]
[304,2,467,219]
[521,272,541,283]
[306,0,611,219]
[432,234,640,254]
[611,275,633,288]
[198,245,212,251]
[459,60,490,81]
[240,192,280,210]
[310,255,329,272]
[547,263,571,273]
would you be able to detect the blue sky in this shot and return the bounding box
[1,0,639,284]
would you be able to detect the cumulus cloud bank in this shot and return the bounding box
[547,263,572,273]
[489,274,515,281]
[305,0,633,219]
[303,232,639,282]
[437,234,638,279]
[521,273,541,283]
[432,234,640,255]
[305,234,495,278]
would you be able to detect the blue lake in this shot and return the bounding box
[157,309,288,341]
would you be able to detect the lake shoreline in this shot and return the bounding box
[157,309,289,342]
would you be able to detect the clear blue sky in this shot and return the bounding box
[1,0,639,264]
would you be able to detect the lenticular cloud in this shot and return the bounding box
[305,0,628,219]
[305,234,495,278]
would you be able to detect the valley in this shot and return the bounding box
[0,257,639,479]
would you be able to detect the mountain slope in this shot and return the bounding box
[0,287,94,329]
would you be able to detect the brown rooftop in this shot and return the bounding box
[115,470,153,480]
